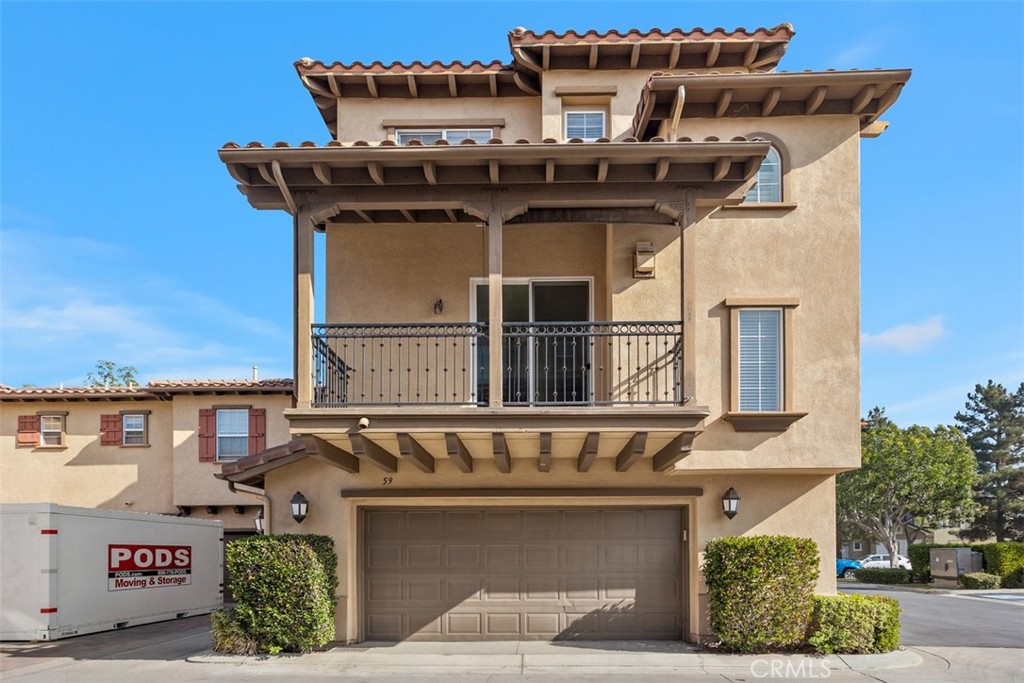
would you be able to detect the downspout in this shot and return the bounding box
[228,481,272,535]
[669,85,686,141]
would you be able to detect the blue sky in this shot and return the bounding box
[2,1,1021,427]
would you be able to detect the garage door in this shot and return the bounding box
[363,507,684,641]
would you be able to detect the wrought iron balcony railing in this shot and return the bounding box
[311,321,682,408]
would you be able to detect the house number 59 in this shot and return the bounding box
[382,477,393,486]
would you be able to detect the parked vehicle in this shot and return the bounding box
[836,558,863,579]
[859,553,912,570]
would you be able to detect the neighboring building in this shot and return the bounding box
[0,379,293,532]
[216,25,910,642]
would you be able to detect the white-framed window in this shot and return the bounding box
[396,129,492,145]
[853,541,863,552]
[216,409,249,460]
[122,414,146,446]
[40,414,65,446]
[738,308,783,411]
[564,111,606,141]
[744,146,782,203]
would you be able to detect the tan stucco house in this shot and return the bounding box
[1,379,293,533]
[216,25,910,642]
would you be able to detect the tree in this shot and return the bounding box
[955,381,1024,542]
[85,360,139,388]
[838,416,977,567]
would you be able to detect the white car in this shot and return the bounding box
[859,553,912,570]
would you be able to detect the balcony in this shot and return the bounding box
[311,322,683,409]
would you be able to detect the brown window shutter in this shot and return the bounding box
[248,408,266,455]
[198,409,217,462]
[17,415,40,448]
[100,414,122,446]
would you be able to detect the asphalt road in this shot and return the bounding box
[840,583,1024,648]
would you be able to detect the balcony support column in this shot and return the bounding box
[678,190,698,403]
[487,204,504,408]
[295,208,316,408]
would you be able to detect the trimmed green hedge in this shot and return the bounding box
[703,536,819,652]
[213,534,337,654]
[961,572,1001,589]
[853,568,911,584]
[807,594,901,654]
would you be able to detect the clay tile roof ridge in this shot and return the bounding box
[509,24,795,43]
[295,58,512,74]
[0,385,148,395]
[147,379,293,388]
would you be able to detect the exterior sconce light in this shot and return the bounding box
[633,241,655,278]
[291,491,309,523]
[254,507,265,534]
[721,487,741,519]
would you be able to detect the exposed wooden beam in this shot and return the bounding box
[512,71,541,96]
[396,433,434,473]
[542,45,550,70]
[488,73,497,97]
[762,88,782,116]
[597,158,608,183]
[589,44,599,69]
[406,74,418,98]
[270,160,297,215]
[743,157,761,180]
[705,42,721,68]
[367,161,384,185]
[538,432,552,472]
[652,433,694,472]
[715,89,733,118]
[668,43,681,69]
[226,164,251,185]
[301,435,359,473]
[805,86,828,115]
[349,433,398,473]
[422,160,437,185]
[851,84,876,114]
[326,74,342,97]
[713,158,731,182]
[488,159,500,184]
[312,162,332,185]
[354,208,375,223]
[629,43,641,69]
[443,207,458,223]
[615,432,648,472]
[545,159,555,183]
[301,75,334,97]
[655,158,670,181]
[742,43,758,66]
[445,433,473,473]
[875,83,905,115]
[492,433,511,473]
[577,432,599,472]
[399,208,415,223]
[365,74,379,98]
[447,73,458,98]
[256,163,275,185]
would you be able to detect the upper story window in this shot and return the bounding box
[564,111,606,141]
[216,409,249,460]
[396,129,492,145]
[744,146,782,203]
[737,309,783,411]
[122,414,146,446]
[39,414,65,447]
[100,411,150,446]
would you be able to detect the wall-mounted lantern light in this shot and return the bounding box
[721,487,741,519]
[633,241,656,278]
[291,491,309,523]
[254,507,265,534]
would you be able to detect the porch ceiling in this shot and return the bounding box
[218,138,771,224]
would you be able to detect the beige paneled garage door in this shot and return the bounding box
[363,507,684,641]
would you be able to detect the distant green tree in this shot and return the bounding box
[838,417,977,567]
[85,360,139,387]
[955,381,1024,542]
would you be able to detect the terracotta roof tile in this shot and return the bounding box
[217,438,309,484]
[220,137,760,150]
[295,58,512,75]
[147,379,294,389]
[0,385,149,396]
[508,24,795,45]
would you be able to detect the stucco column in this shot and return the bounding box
[487,206,504,408]
[295,209,315,408]
[678,190,698,403]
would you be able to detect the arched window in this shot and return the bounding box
[744,146,782,203]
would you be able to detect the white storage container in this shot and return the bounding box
[1,504,222,641]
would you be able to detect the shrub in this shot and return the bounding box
[854,567,911,584]
[703,536,819,652]
[978,543,1024,587]
[223,535,336,654]
[807,594,901,654]
[1004,566,1024,589]
[961,572,1002,589]
[211,607,259,655]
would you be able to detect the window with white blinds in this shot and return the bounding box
[565,111,605,141]
[738,309,782,411]
[743,146,782,203]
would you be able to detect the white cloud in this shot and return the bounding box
[862,315,946,352]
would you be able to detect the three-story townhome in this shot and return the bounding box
[217,24,909,643]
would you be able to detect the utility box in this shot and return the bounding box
[930,547,984,587]
[1,504,222,641]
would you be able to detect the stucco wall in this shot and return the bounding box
[335,98,542,143]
